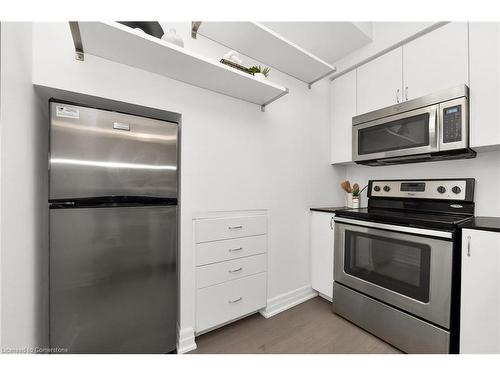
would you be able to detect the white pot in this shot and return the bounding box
[254,73,266,81]
[346,193,353,208]
[352,196,360,209]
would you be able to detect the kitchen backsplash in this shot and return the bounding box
[341,149,500,216]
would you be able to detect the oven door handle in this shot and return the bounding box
[333,216,452,239]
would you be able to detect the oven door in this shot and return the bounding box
[334,217,453,328]
[352,105,438,162]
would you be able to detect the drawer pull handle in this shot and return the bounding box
[228,225,243,230]
[229,247,243,252]
[228,297,242,304]
[229,267,243,273]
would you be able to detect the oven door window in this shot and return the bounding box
[344,230,431,302]
[358,113,430,155]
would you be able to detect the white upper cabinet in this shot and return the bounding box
[310,211,334,299]
[469,22,500,151]
[402,22,468,101]
[330,70,356,164]
[460,229,500,353]
[356,48,403,115]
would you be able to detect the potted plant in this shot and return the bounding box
[248,65,271,80]
[351,183,368,209]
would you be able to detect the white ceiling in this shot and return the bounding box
[260,22,373,65]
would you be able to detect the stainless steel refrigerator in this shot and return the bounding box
[49,101,178,353]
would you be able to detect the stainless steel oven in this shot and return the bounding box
[334,218,453,329]
[352,85,474,165]
[332,178,475,354]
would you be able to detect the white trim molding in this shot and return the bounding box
[177,325,197,354]
[318,292,333,302]
[260,285,318,318]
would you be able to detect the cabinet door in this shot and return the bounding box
[469,22,500,150]
[403,22,468,101]
[330,70,356,164]
[310,211,334,299]
[460,229,500,353]
[357,48,403,115]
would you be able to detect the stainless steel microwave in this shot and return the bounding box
[352,85,475,166]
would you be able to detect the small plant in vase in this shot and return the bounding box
[341,180,367,208]
[249,65,271,80]
[351,183,368,208]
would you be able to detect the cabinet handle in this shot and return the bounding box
[229,267,243,273]
[228,225,243,230]
[396,89,400,103]
[405,86,409,101]
[228,247,243,252]
[467,235,471,257]
[228,297,242,304]
[330,217,333,230]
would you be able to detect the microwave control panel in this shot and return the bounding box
[369,179,473,201]
[442,105,462,143]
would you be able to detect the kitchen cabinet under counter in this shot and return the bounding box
[460,223,500,353]
[309,208,346,300]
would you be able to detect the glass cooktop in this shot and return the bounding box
[334,207,473,230]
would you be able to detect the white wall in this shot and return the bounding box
[30,22,345,350]
[0,22,49,350]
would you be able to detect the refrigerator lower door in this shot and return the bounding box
[50,205,177,353]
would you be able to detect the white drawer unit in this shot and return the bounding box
[196,234,267,266]
[194,211,268,334]
[195,215,267,243]
[196,272,267,333]
[197,253,267,289]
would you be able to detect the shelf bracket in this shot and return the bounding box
[260,87,289,112]
[69,21,85,61]
[75,50,85,61]
[191,21,202,39]
[307,67,337,88]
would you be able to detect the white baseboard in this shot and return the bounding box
[177,324,197,354]
[318,292,333,302]
[260,285,318,318]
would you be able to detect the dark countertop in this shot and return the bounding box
[459,217,500,233]
[310,206,348,213]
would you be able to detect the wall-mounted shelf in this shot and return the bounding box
[191,21,336,87]
[69,22,289,111]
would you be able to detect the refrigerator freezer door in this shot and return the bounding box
[49,205,177,353]
[49,102,178,200]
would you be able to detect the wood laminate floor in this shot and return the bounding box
[192,296,402,354]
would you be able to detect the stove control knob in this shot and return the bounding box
[374,186,381,192]
[383,186,391,192]
[437,186,446,194]
[452,186,462,194]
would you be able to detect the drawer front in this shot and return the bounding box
[196,234,267,266]
[196,272,267,333]
[195,215,267,243]
[197,253,267,289]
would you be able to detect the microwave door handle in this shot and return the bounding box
[429,106,439,151]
